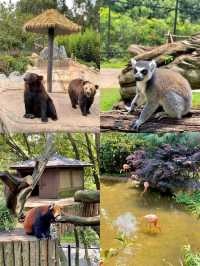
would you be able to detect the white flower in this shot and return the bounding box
[114,212,137,237]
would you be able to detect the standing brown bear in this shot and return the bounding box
[23,73,58,122]
[68,78,98,116]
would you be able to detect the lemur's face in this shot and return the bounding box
[131,59,157,82]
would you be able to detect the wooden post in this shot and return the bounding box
[47,27,55,93]
[0,230,59,266]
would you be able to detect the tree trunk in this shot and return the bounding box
[84,133,100,190]
[74,190,100,204]
[56,215,100,226]
[47,28,54,93]
[100,110,200,132]
[67,133,80,160]
[16,134,55,217]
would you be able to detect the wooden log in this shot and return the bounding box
[100,110,200,132]
[56,215,100,226]
[4,241,14,266]
[22,241,30,266]
[14,241,22,266]
[0,230,59,266]
[0,243,4,266]
[74,190,100,204]
[40,240,48,266]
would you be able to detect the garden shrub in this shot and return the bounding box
[126,144,200,193]
[0,55,31,75]
[100,134,147,174]
[56,28,100,68]
[0,198,16,231]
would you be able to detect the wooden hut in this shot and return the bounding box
[10,154,92,199]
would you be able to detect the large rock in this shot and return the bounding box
[40,45,67,60]
[0,73,7,79]
[9,71,23,82]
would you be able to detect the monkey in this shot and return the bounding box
[127,59,192,130]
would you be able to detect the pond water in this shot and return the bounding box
[101,180,200,266]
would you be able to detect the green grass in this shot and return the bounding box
[192,92,200,108]
[100,87,120,112]
[100,90,200,112]
[101,58,128,69]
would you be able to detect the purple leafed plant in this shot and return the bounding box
[126,144,200,193]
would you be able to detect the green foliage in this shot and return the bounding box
[0,5,35,52]
[0,199,16,231]
[175,192,200,217]
[56,28,100,68]
[183,245,200,266]
[0,55,31,75]
[100,133,147,174]
[100,132,200,174]
[100,3,200,58]
[61,228,99,246]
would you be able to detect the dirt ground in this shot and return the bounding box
[99,68,122,88]
[0,61,100,133]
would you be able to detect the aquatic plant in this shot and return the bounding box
[126,144,200,193]
[183,245,200,266]
[175,191,200,217]
[102,213,136,263]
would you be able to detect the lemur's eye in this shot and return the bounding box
[134,68,137,74]
[142,69,148,75]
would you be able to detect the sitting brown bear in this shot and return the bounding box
[23,73,58,122]
[68,78,98,116]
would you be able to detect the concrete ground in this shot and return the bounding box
[0,63,100,133]
[63,245,99,266]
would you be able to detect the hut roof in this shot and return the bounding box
[10,154,92,170]
[24,9,81,35]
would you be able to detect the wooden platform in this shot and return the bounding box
[100,109,200,132]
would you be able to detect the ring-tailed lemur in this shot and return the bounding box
[127,59,192,130]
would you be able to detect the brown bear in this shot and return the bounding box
[23,73,58,122]
[68,78,98,116]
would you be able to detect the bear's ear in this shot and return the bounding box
[83,80,89,85]
[38,75,43,81]
[95,85,99,90]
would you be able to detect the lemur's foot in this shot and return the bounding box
[154,112,169,120]
[130,120,141,131]
[125,105,131,113]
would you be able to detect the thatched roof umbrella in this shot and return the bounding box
[24,9,81,92]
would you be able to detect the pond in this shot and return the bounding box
[101,180,200,266]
